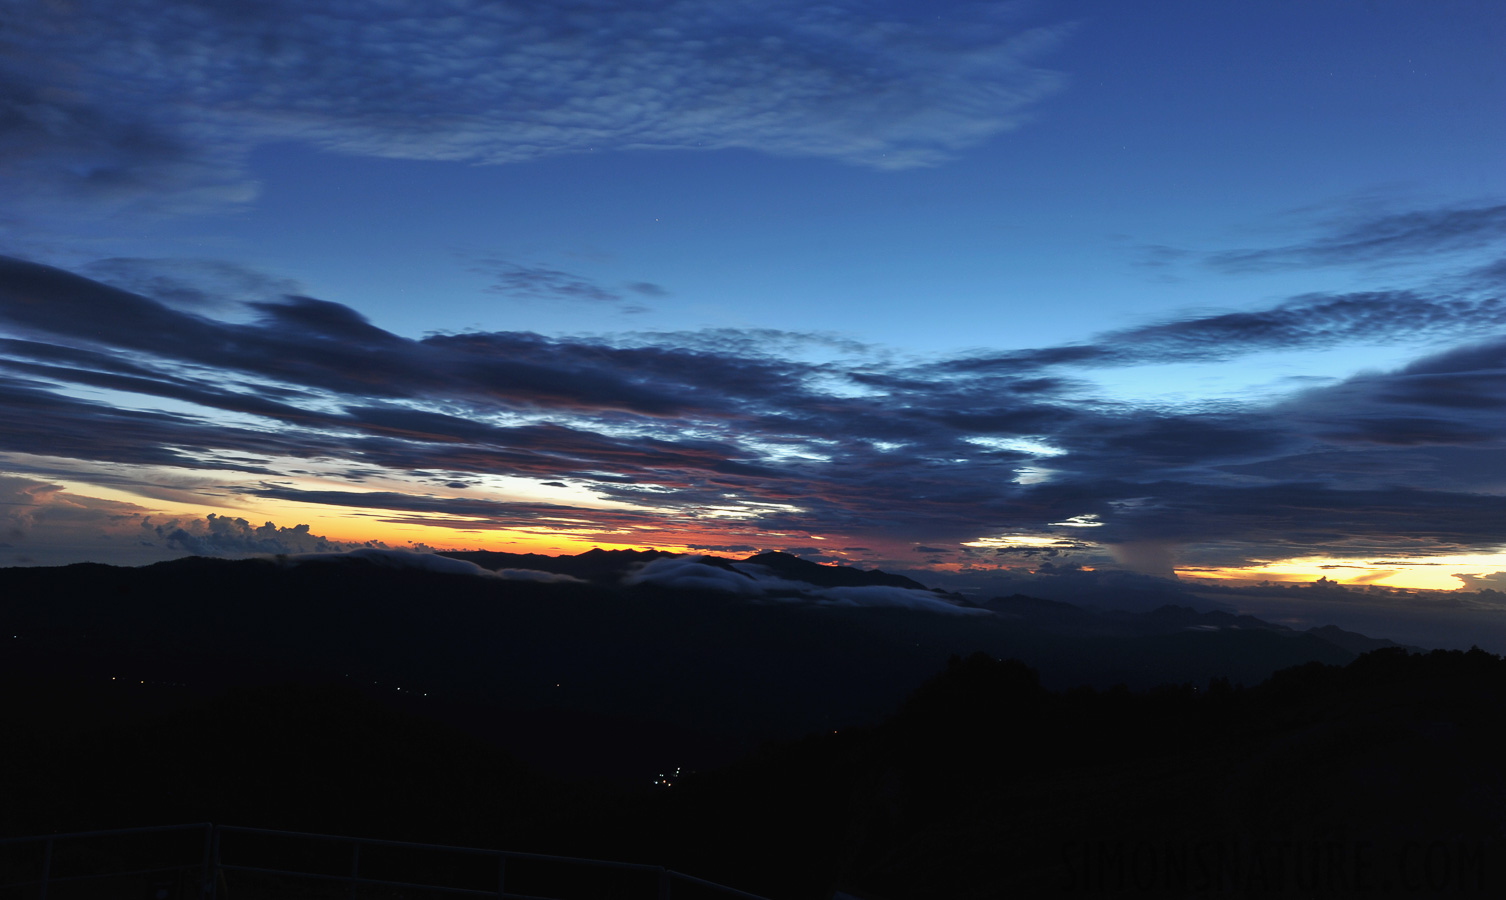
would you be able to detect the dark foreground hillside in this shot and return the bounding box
[2,553,1380,776]
[4,554,1503,896]
[4,649,1506,898]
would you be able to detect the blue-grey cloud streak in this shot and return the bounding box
[1210,203,1506,272]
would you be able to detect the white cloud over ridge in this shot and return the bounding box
[626,555,988,614]
[282,547,584,581]
[3,0,1069,218]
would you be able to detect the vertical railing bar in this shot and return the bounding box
[0,824,771,900]
[349,839,360,900]
[199,824,213,900]
[38,837,53,900]
[209,824,221,900]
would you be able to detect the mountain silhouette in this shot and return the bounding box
[736,551,929,590]
[1,551,1402,754]
[439,546,675,582]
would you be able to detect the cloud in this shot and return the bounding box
[623,554,986,614]
[808,584,990,616]
[625,282,669,298]
[278,547,582,581]
[2,0,1070,220]
[1466,257,1506,289]
[471,257,665,312]
[624,556,769,595]
[0,63,256,219]
[5,244,1506,573]
[283,547,492,575]
[0,474,370,566]
[1273,336,1506,450]
[477,259,626,304]
[1454,571,1506,592]
[939,291,1506,372]
[158,515,379,556]
[81,258,303,313]
[1209,203,1506,272]
[1022,480,1506,561]
[234,485,664,534]
[493,567,588,584]
[0,255,743,418]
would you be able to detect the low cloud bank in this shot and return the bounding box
[623,556,771,595]
[283,547,585,582]
[626,555,988,615]
[284,548,497,577]
[924,564,1226,614]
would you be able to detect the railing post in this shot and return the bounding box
[199,825,213,900]
[496,853,506,897]
[209,825,222,900]
[658,866,670,900]
[38,837,53,900]
[349,840,360,900]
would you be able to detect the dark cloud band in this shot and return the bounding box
[3,250,1506,568]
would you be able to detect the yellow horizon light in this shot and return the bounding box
[1180,554,1506,592]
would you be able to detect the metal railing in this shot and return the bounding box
[0,823,770,900]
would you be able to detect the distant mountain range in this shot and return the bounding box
[983,592,1417,652]
[445,547,1415,653]
[1,549,1417,776]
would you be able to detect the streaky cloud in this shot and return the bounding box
[939,291,1506,373]
[6,251,1506,570]
[1209,203,1506,272]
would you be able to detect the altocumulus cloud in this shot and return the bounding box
[2,0,1069,220]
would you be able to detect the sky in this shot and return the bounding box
[2,0,1506,620]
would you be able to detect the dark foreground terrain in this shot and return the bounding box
[0,551,1405,776]
[4,553,1504,897]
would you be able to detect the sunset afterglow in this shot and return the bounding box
[1,1,1504,631]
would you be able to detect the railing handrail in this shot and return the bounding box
[217,823,664,872]
[215,861,566,900]
[667,868,776,900]
[0,822,771,899]
[0,821,212,846]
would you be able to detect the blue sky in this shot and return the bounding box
[15,0,1500,356]
[2,0,1506,629]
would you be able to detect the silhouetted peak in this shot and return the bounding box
[1306,624,1420,655]
[440,547,673,582]
[578,548,672,560]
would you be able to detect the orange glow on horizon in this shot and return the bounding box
[26,474,1506,587]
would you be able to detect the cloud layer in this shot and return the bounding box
[1210,204,1506,272]
[2,0,1069,219]
[624,555,987,614]
[3,229,1505,575]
